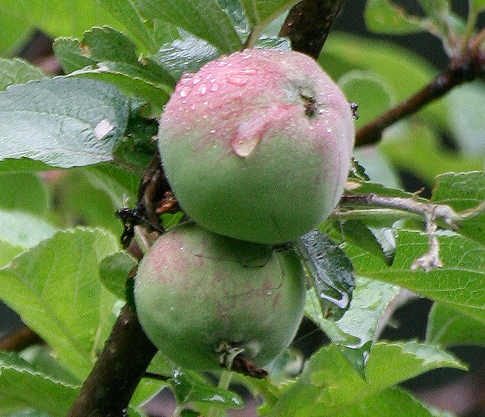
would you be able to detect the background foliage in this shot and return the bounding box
[1,0,485,416]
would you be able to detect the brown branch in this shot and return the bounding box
[279,0,346,60]
[0,326,44,352]
[66,303,158,417]
[356,50,485,147]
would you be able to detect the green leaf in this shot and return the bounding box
[99,251,137,300]
[0,0,117,39]
[54,27,175,107]
[418,0,450,28]
[0,240,24,269]
[93,0,158,52]
[338,70,393,129]
[0,58,45,91]
[297,230,355,321]
[52,169,123,234]
[0,12,31,55]
[365,0,424,35]
[427,302,485,347]
[137,0,242,54]
[268,341,465,416]
[114,105,159,172]
[153,36,220,81]
[19,345,80,385]
[306,277,400,375]
[352,148,401,189]
[239,0,299,36]
[85,164,141,207]
[319,33,449,130]
[446,82,485,154]
[0,228,119,379]
[337,221,396,266]
[431,171,485,246]
[471,0,485,11]
[0,351,80,417]
[338,387,455,417]
[0,209,58,266]
[0,172,49,215]
[347,230,485,324]
[52,38,98,74]
[379,122,484,185]
[0,77,129,170]
[170,369,243,408]
[417,0,466,53]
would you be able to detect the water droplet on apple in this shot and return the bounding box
[179,86,191,98]
[226,74,247,86]
[198,84,207,95]
[231,135,260,157]
[210,83,220,92]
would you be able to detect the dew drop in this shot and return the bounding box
[232,137,259,157]
[230,113,272,157]
[192,74,201,85]
[209,128,216,134]
[231,132,261,157]
[198,84,207,95]
[179,86,191,98]
[210,82,220,92]
[239,69,257,76]
[226,74,247,86]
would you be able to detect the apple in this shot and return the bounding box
[134,222,306,371]
[158,48,355,244]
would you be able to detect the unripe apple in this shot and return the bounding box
[158,48,355,244]
[134,222,306,371]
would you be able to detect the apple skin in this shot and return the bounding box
[133,222,306,371]
[158,48,355,244]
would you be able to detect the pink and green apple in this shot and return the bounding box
[158,48,355,244]
[134,222,306,371]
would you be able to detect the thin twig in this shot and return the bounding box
[356,51,485,147]
[339,193,485,271]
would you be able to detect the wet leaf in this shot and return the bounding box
[297,230,355,321]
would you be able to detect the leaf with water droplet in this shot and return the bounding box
[170,369,243,408]
[297,230,355,321]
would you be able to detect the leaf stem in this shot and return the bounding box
[207,371,234,417]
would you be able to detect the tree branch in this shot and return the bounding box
[279,0,346,60]
[356,50,485,147]
[338,192,485,271]
[0,326,43,352]
[66,303,157,417]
